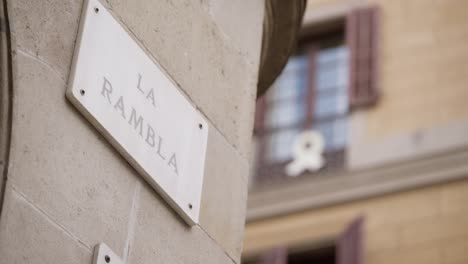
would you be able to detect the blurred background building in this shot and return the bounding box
[244,0,468,264]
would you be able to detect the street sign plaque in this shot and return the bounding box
[67,0,208,226]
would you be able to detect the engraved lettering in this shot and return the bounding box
[101,77,113,104]
[156,136,166,160]
[146,88,156,108]
[136,73,145,94]
[168,153,178,175]
[100,76,180,176]
[129,107,144,137]
[146,124,155,147]
[114,96,126,119]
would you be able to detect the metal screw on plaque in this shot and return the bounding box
[104,255,111,263]
[188,203,193,209]
[94,7,99,13]
[80,89,85,96]
[198,123,203,129]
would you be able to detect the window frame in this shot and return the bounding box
[254,29,349,186]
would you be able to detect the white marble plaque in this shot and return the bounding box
[67,0,208,226]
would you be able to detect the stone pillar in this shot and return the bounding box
[0,0,265,263]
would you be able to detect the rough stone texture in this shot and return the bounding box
[106,0,194,94]
[189,14,257,159]
[200,123,249,263]
[5,51,249,262]
[1,0,261,263]
[9,0,83,81]
[0,186,92,264]
[7,50,138,254]
[209,0,264,66]
[127,181,235,264]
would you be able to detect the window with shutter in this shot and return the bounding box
[252,5,380,188]
[337,216,364,264]
[347,6,380,107]
[254,30,349,185]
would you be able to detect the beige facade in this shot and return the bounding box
[0,0,267,263]
[363,0,468,138]
[244,0,468,263]
[245,179,468,263]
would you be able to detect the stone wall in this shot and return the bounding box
[245,178,468,264]
[0,0,264,263]
[364,0,468,139]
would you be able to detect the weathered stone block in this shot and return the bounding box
[5,2,259,264]
[8,0,83,80]
[0,187,92,264]
[127,182,235,264]
[189,14,257,158]
[209,0,264,66]
[200,123,249,263]
[7,51,138,254]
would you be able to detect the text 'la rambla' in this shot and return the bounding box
[100,74,179,175]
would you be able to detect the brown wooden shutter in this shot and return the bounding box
[258,247,288,264]
[304,45,318,129]
[337,216,365,264]
[347,6,380,107]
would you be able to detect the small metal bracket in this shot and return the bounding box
[93,243,123,264]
